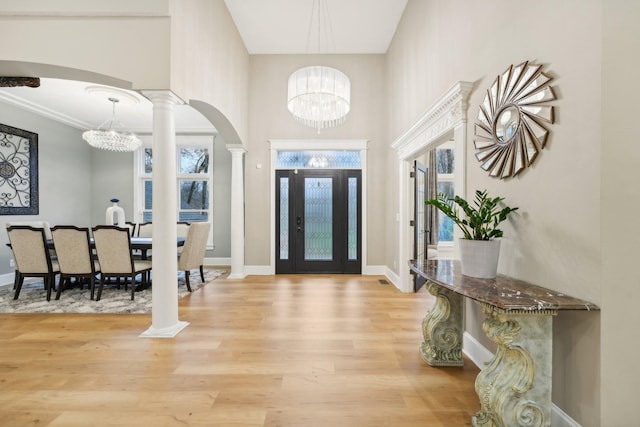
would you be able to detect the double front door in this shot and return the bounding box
[276,169,361,274]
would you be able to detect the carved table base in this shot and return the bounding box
[419,281,463,366]
[472,303,556,427]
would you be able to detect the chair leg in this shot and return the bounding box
[90,276,96,300]
[46,276,53,301]
[130,274,136,300]
[55,276,65,300]
[199,265,205,282]
[96,275,106,301]
[13,273,24,300]
[13,270,18,290]
[184,270,192,292]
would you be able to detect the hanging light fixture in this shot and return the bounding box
[287,0,351,133]
[82,97,142,152]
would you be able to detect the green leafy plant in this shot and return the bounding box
[426,189,518,240]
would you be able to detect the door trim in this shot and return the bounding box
[269,139,368,275]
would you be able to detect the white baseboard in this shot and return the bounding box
[462,332,582,427]
[204,257,231,267]
[383,266,401,290]
[362,265,386,275]
[244,265,273,276]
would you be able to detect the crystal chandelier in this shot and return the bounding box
[287,0,351,133]
[82,97,141,152]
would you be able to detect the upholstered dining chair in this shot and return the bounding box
[6,225,60,301]
[51,226,101,300]
[92,225,152,301]
[137,222,153,237]
[177,221,211,292]
[176,221,191,255]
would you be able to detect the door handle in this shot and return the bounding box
[297,216,302,231]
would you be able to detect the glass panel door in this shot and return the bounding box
[276,169,361,274]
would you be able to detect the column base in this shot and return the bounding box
[139,320,189,338]
[227,272,248,280]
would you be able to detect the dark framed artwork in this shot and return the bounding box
[0,123,38,215]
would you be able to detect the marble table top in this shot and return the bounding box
[410,259,599,312]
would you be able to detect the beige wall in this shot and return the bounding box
[246,54,386,267]
[387,0,604,424]
[601,1,640,424]
[169,0,250,144]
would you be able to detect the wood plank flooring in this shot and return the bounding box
[0,273,480,426]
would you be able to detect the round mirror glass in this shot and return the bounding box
[494,106,520,143]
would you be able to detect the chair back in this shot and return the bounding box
[137,222,153,237]
[176,221,191,239]
[7,225,53,274]
[125,222,138,238]
[6,221,52,240]
[51,226,94,274]
[92,226,134,274]
[178,222,211,270]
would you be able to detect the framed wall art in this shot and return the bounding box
[0,123,38,215]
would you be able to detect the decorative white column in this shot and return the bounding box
[226,144,247,279]
[140,90,188,338]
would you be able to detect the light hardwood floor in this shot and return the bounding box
[0,273,480,426]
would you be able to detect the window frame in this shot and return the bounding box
[436,140,455,248]
[134,135,215,248]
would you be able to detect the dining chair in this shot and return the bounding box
[177,221,211,292]
[92,225,152,301]
[125,222,138,238]
[176,221,191,255]
[6,225,60,301]
[137,222,153,237]
[51,226,101,300]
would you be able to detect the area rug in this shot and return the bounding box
[0,269,226,314]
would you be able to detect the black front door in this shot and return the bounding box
[276,169,361,274]
[414,161,428,292]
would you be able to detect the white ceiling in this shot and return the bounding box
[0,0,407,135]
[224,0,407,54]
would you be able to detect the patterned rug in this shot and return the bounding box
[0,269,226,314]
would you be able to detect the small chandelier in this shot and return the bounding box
[82,97,141,152]
[287,0,351,133]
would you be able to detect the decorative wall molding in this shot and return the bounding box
[391,81,474,160]
[392,81,473,292]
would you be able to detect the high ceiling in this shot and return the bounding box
[0,1,408,134]
[224,0,407,54]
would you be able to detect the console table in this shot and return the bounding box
[409,259,599,427]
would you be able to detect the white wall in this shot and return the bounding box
[387,0,603,424]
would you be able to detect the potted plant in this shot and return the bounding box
[426,189,518,278]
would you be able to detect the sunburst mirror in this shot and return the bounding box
[474,61,556,179]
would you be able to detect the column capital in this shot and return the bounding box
[141,90,184,105]
[226,144,247,155]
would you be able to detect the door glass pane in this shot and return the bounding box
[180,180,209,210]
[180,148,209,174]
[415,169,426,259]
[304,177,332,260]
[437,181,455,242]
[348,177,357,260]
[279,177,289,260]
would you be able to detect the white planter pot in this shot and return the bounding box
[458,239,501,279]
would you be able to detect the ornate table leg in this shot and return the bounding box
[420,280,463,366]
[472,303,556,427]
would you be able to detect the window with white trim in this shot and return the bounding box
[436,141,455,246]
[134,136,214,245]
